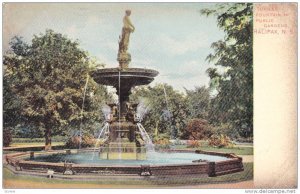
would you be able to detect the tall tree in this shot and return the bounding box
[185,86,211,120]
[201,3,253,138]
[130,84,188,139]
[3,30,109,150]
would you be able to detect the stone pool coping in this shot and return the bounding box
[4,149,244,179]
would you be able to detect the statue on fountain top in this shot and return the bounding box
[118,10,135,69]
[120,10,135,53]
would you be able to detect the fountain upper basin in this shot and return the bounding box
[91,68,159,87]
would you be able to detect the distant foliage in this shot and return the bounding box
[3,128,12,147]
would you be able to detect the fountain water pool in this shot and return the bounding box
[5,149,243,178]
[25,151,231,165]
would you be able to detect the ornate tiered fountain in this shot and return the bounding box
[4,10,244,180]
[91,10,158,160]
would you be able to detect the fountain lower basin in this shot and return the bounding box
[5,149,244,178]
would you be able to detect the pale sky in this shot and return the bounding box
[3,3,224,92]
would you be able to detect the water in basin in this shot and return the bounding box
[27,151,230,166]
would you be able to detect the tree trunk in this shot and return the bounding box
[45,128,52,151]
[155,121,159,138]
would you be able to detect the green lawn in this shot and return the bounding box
[10,142,64,147]
[12,137,67,143]
[199,146,253,155]
[172,145,253,155]
[3,163,253,188]
[9,137,65,148]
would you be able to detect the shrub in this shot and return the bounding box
[83,135,97,147]
[186,140,201,148]
[65,135,96,148]
[208,134,234,148]
[183,119,212,140]
[235,136,253,143]
[153,135,170,150]
[211,123,239,140]
[3,128,12,147]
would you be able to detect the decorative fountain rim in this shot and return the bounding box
[4,149,244,179]
[92,67,159,74]
[91,68,159,82]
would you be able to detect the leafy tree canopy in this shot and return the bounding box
[4,29,110,149]
[201,3,253,138]
[130,84,188,139]
[185,86,211,120]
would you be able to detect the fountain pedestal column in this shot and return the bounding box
[117,52,131,69]
[91,68,158,160]
[99,102,147,160]
[99,141,146,160]
[90,10,158,160]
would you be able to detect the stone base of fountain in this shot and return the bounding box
[97,118,148,160]
[99,142,146,160]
